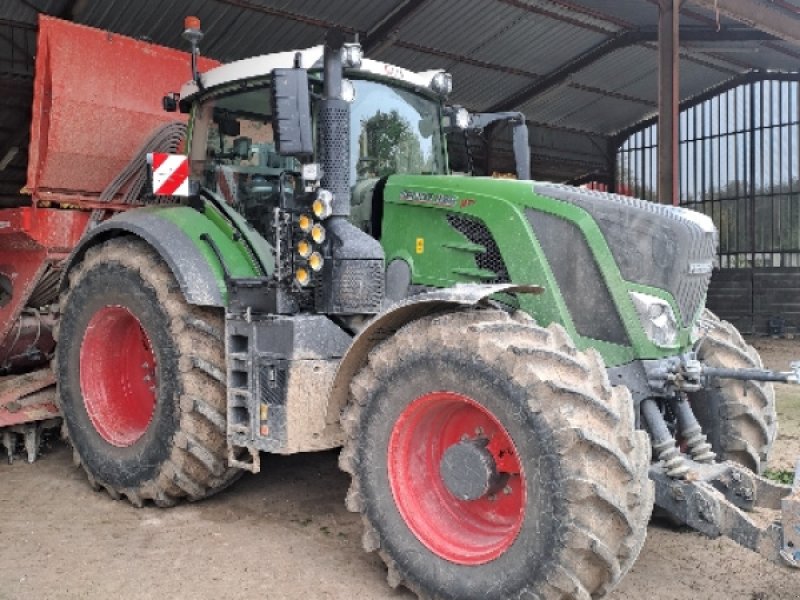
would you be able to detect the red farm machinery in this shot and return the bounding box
[0,17,217,461]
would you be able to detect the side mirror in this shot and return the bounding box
[271,68,313,158]
[463,111,530,181]
[162,93,178,113]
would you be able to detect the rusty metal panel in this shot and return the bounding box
[0,369,57,429]
[27,16,218,201]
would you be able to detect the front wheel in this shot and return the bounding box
[56,237,240,506]
[340,310,653,599]
[691,309,777,473]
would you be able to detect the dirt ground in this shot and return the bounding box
[2,338,800,600]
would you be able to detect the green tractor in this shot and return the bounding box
[55,24,799,599]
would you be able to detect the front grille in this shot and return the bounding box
[446,214,510,283]
[533,183,717,326]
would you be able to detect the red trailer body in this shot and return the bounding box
[0,17,217,440]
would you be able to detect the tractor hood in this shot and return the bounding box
[529,181,718,328]
[381,174,718,364]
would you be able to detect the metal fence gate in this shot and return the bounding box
[617,75,800,334]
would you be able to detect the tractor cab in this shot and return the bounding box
[185,77,451,239]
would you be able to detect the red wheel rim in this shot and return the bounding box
[388,391,526,565]
[79,306,158,447]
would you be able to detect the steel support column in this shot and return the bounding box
[657,0,680,206]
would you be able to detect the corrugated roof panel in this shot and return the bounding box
[512,0,621,32]
[73,0,193,48]
[554,0,651,28]
[393,0,532,58]
[562,94,653,134]
[255,0,396,32]
[518,85,599,125]
[470,16,608,74]
[571,46,660,92]
[0,1,70,24]
[678,57,739,98]
[377,44,461,73]
[568,0,741,29]
[206,15,322,61]
[706,45,800,72]
[682,3,767,28]
[73,0,326,62]
[447,63,535,110]
[516,83,657,135]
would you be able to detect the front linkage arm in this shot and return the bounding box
[644,355,800,568]
[651,459,800,568]
[646,355,800,393]
[701,363,800,383]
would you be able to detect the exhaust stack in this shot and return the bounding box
[318,32,351,217]
[314,31,385,316]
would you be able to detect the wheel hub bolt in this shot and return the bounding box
[439,439,502,501]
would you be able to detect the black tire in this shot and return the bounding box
[55,237,240,506]
[339,310,653,600]
[691,309,777,473]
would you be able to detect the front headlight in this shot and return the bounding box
[629,291,679,348]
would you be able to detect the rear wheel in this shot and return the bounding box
[55,237,240,506]
[340,310,653,599]
[691,309,777,473]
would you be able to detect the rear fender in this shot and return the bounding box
[326,283,543,420]
[59,206,262,307]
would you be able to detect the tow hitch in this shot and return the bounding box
[642,355,800,567]
[652,459,800,568]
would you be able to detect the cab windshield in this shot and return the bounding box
[349,80,446,186]
[189,83,300,233]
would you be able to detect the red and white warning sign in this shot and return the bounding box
[148,152,190,196]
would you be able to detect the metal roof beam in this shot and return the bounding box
[363,0,431,56]
[689,0,800,45]
[393,40,538,78]
[488,25,772,112]
[214,0,357,33]
[678,27,775,42]
[489,31,642,112]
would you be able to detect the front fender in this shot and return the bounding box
[326,283,543,419]
[60,206,263,307]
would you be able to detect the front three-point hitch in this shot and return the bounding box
[642,355,800,568]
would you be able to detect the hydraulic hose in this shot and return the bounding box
[100,121,187,205]
[87,121,188,230]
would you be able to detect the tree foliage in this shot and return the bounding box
[361,110,424,178]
